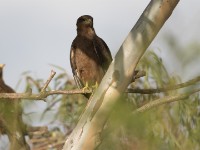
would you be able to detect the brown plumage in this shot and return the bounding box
[70,15,112,98]
[0,64,29,150]
[0,65,15,93]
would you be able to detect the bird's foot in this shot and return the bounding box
[91,82,98,91]
[82,82,91,94]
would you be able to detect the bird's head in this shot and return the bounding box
[0,64,5,79]
[76,15,93,29]
[76,15,95,38]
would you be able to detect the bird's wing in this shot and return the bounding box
[93,36,112,71]
[70,46,76,75]
[70,46,84,89]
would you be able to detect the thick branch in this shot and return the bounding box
[62,1,180,150]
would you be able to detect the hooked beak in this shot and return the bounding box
[0,64,5,69]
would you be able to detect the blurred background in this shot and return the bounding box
[0,0,200,149]
[0,0,200,89]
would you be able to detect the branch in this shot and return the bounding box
[62,1,180,150]
[0,89,91,100]
[41,70,56,93]
[0,70,89,100]
[135,89,200,113]
[1,75,200,100]
[126,76,200,94]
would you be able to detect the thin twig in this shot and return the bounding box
[41,70,56,93]
[131,70,146,82]
[134,89,200,113]
[127,76,200,94]
[0,75,200,100]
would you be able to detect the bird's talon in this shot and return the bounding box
[91,82,98,91]
[82,82,90,93]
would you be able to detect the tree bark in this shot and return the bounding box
[62,0,180,149]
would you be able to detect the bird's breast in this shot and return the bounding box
[75,48,104,86]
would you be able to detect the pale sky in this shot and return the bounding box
[0,0,200,92]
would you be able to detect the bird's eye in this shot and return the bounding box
[81,18,85,22]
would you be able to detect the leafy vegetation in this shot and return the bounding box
[1,40,200,150]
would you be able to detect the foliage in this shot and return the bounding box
[97,48,200,150]
[9,66,87,149]
[1,43,200,149]
[21,65,87,131]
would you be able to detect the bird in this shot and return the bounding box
[0,64,15,93]
[70,15,112,98]
[0,64,30,150]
